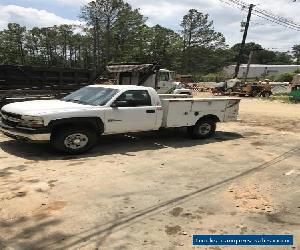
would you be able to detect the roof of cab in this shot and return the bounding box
[88,85,152,90]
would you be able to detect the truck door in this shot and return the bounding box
[105,90,157,134]
[157,71,172,94]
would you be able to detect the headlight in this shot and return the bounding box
[20,115,44,128]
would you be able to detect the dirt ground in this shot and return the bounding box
[0,98,299,250]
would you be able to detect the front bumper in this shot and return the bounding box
[0,122,51,142]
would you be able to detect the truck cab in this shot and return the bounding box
[156,69,185,94]
[107,63,192,95]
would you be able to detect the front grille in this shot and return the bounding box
[2,118,19,127]
[1,110,22,128]
[1,110,22,120]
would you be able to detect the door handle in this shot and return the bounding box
[146,110,155,114]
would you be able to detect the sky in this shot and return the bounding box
[0,0,299,51]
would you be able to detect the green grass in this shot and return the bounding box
[272,93,289,97]
[269,95,299,104]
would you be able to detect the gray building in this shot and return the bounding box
[224,64,300,78]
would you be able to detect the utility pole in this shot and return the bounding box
[243,50,254,83]
[234,3,255,78]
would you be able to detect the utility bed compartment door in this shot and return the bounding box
[190,100,227,122]
[162,100,192,127]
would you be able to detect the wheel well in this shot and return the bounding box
[49,117,104,135]
[197,115,220,123]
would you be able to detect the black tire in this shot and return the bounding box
[51,127,98,154]
[188,119,216,139]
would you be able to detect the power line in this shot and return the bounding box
[219,0,297,30]
[232,0,300,29]
[219,0,300,31]
[249,2,300,27]
[254,9,300,30]
[251,11,300,31]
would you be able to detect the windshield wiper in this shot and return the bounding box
[63,99,90,105]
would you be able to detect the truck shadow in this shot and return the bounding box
[0,214,67,250]
[0,129,244,161]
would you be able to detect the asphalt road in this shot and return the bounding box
[0,99,299,250]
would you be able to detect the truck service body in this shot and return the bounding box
[0,85,240,154]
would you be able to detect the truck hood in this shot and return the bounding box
[2,100,95,116]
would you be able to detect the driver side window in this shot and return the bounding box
[115,90,152,107]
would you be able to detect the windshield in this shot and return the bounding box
[63,87,119,106]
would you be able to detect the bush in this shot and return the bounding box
[195,71,228,82]
[275,72,295,82]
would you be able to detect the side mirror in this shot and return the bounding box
[111,100,128,108]
[111,103,118,108]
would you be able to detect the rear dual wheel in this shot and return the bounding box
[188,119,216,139]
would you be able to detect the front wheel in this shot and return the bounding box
[188,119,216,139]
[51,127,98,154]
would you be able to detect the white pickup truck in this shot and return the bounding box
[0,85,240,154]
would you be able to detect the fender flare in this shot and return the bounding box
[48,117,104,134]
[196,114,220,124]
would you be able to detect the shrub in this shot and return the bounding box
[275,72,295,82]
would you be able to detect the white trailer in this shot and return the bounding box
[224,64,300,78]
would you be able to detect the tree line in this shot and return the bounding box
[0,0,299,75]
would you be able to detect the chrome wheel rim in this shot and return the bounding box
[64,133,89,150]
[199,123,211,135]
